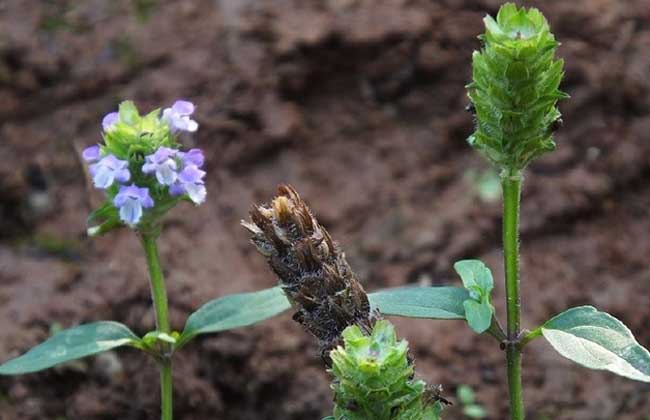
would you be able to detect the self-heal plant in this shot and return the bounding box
[0,100,293,420]
[326,4,649,420]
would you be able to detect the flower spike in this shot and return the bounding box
[466,3,568,172]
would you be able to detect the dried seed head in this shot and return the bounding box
[242,184,378,357]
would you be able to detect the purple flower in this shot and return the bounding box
[82,145,101,163]
[179,148,205,168]
[114,184,154,225]
[102,112,119,132]
[142,147,179,186]
[162,100,198,133]
[170,165,206,204]
[89,155,130,189]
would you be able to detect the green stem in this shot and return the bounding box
[141,231,173,420]
[502,170,524,420]
[160,360,173,420]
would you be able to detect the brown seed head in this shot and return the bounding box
[242,185,378,357]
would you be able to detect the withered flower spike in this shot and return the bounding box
[242,184,378,359]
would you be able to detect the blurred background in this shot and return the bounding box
[1,0,650,419]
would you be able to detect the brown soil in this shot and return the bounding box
[1,0,650,419]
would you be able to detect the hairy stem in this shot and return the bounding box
[141,231,173,420]
[502,171,524,420]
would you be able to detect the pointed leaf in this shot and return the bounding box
[0,322,139,375]
[368,287,469,319]
[541,306,650,382]
[179,286,291,346]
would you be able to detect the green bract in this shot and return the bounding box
[329,320,442,420]
[104,101,176,159]
[467,3,568,172]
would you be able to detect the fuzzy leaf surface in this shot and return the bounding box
[542,306,650,382]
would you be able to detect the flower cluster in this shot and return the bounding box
[82,100,205,230]
[466,3,567,172]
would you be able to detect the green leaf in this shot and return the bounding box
[142,331,177,346]
[463,299,494,334]
[179,286,291,346]
[0,322,139,375]
[456,384,476,405]
[454,260,493,298]
[463,404,488,418]
[541,306,650,382]
[368,287,469,320]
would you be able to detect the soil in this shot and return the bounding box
[1,0,650,419]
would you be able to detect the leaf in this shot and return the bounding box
[368,287,469,320]
[179,286,291,346]
[142,331,177,346]
[464,404,488,418]
[456,384,476,405]
[453,260,494,297]
[0,322,139,375]
[541,306,650,382]
[463,299,494,334]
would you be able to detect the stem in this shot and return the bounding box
[141,231,173,420]
[502,170,524,420]
[160,360,173,420]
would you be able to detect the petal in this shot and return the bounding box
[93,167,114,189]
[183,149,204,167]
[113,191,127,207]
[185,118,199,132]
[115,168,131,183]
[169,182,185,196]
[141,192,154,208]
[102,112,119,131]
[185,183,206,204]
[82,145,101,162]
[156,162,178,186]
[119,198,143,225]
[172,100,195,115]
[179,165,205,184]
[153,147,176,163]
[142,162,157,174]
[161,108,173,123]
[100,155,119,169]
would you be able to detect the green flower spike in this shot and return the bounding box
[329,320,443,420]
[467,3,568,173]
